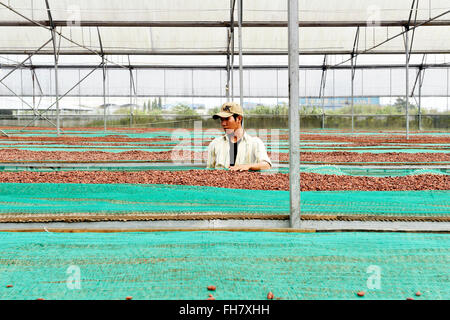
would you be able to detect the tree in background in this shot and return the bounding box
[208,106,221,115]
[141,97,163,113]
[393,97,418,114]
[172,103,198,115]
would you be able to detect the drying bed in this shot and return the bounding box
[0,149,449,164]
[0,231,448,300]
[0,170,448,191]
[0,183,448,222]
[0,127,449,165]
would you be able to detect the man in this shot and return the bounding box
[206,102,272,171]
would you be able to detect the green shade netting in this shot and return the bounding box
[0,183,448,217]
[0,231,448,300]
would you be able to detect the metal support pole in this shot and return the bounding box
[230,0,235,100]
[97,27,107,132]
[226,29,231,100]
[134,69,138,119]
[102,59,107,132]
[405,27,410,139]
[351,54,355,132]
[350,27,359,133]
[288,0,301,229]
[45,0,60,136]
[238,0,244,107]
[447,68,449,113]
[321,78,325,129]
[51,30,60,135]
[319,55,327,130]
[129,68,133,127]
[231,39,234,100]
[418,68,422,131]
[322,111,325,129]
[32,68,36,127]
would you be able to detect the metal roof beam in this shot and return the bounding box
[2,50,450,55]
[1,20,450,27]
[1,63,449,70]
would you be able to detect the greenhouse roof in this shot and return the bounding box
[0,0,449,55]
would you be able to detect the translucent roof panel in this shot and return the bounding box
[0,0,448,54]
[2,66,448,98]
[1,25,448,54]
[1,0,448,22]
[243,0,450,22]
[0,0,231,22]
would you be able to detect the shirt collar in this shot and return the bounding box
[222,131,248,142]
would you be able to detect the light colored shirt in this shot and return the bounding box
[206,131,272,169]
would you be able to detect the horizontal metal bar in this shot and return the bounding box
[0,95,443,99]
[1,20,450,27]
[0,220,448,232]
[1,95,448,98]
[2,50,450,55]
[2,64,449,70]
[3,112,447,116]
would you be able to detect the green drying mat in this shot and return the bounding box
[0,183,448,217]
[0,231,448,300]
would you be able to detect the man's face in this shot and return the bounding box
[220,115,241,135]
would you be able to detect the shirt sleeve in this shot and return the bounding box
[254,137,272,167]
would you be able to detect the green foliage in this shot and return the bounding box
[208,106,221,115]
[301,105,323,115]
[247,104,289,115]
[326,102,419,115]
[272,104,289,115]
[171,103,198,115]
[141,97,163,114]
[251,105,272,115]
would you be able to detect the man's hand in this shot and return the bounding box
[229,162,271,171]
[229,164,252,171]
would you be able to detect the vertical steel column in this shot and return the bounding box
[320,55,327,130]
[231,41,234,100]
[351,54,355,132]
[321,72,325,130]
[321,94,325,129]
[418,68,422,131]
[405,27,410,140]
[237,0,243,107]
[102,58,107,132]
[230,1,235,100]
[49,32,60,135]
[52,34,60,135]
[32,68,35,119]
[135,69,138,117]
[45,0,60,136]
[447,68,449,113]
[288,0,301,229]
[226,28,231,100]
[129,68,133,127]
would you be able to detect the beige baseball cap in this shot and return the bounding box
[212,102,244,119]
